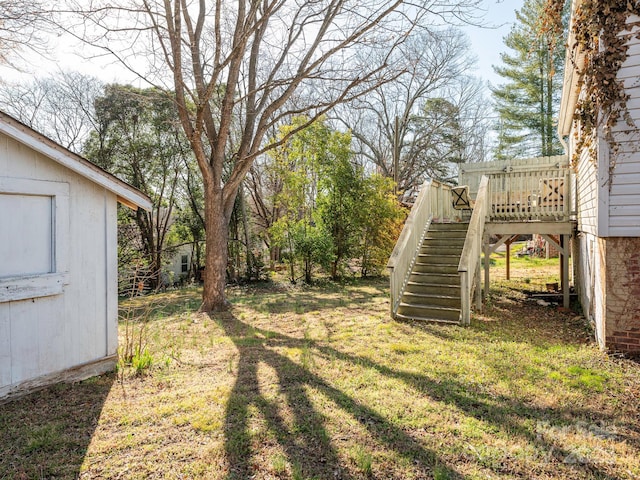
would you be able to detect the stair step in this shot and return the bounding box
[394,312,461,324]
[417,254,461,264]
[419,246,464,256]
[409,272,460,285]
[402,291,461,308]
[405,282,460,296]
[396,303,461,322]
[412,264,459,274]
[425,231,467,239]
[402,291,461,301]
[424,232,467,238]
[422,238,466,247]
[429,223,469,233]
[430,222,470,227]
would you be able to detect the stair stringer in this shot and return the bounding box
[391,215,433,319]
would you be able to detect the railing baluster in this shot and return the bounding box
[468,160,572,222]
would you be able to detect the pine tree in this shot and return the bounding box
[491,0,566,159]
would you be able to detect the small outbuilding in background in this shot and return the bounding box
[0,111,151,400]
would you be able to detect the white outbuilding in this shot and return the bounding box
[0,111,152,399]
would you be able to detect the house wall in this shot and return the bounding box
[575,232,606,349]
[0,131,118,397]
[165,244,192,285]
[568,13,640,355]
[574,136,599,235]
[608,14,640,237]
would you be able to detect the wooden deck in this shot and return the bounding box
[388,156,576,325]
[459,156,575,308]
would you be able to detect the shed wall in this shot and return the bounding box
[0,131,118,397]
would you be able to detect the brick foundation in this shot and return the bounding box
[606,328,640,353]
[603,237,640,355]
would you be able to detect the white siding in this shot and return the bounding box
[608,17,640,236]
[574,133,599,235]
[0,131,118,396]
[165,244,193,284]
[575,233,606,349]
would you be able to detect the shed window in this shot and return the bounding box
[181,255,189,273]
[0,194,53,277]
[0,178,69,303]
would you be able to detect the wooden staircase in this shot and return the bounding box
[395,222,469,323]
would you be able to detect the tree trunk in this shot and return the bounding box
[239,187,253,280]
[331,259,339,280]
[201,190,230,312]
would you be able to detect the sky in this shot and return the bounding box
[0,0,525,92]
[462,0,525,89]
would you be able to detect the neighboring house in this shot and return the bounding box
[558,3,640,354]
[165,244,193,286]
[0,111,152,399]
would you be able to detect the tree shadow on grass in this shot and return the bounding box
[221,315,631,479]
[229,280,389,316]
[312,343,632,479]
[219,313,463,479]
[0,373,114,479]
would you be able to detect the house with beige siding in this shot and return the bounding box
[0,111,151,399]
[558,2,640,354]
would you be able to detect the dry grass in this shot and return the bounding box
[1,266,639,479]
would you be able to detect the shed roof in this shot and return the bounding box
[0,111,152,211]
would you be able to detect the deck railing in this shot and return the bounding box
[387,179,457,318]
[459,155,573,223]
[487,168,571,222]
[458,175,489,326]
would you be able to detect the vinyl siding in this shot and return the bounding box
[608,15,640,236]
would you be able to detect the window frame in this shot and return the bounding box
[0,177,69,303]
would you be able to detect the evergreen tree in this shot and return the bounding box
[491,0,567,159]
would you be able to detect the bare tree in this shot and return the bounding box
[0,71,102,153]
[335,28,485,191]
[59,0,481,311]
[0,1,47,64]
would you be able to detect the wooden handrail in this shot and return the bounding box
[458,175,489,325]
[388,179,457,318]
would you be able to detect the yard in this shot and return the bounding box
[1,257,639,479]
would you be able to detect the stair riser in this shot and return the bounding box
[395,314,460,324]
[396,305,461,322]
[420,246,464,256]
[409,273,460,285]
[426,230,468,238]
[430,223,469,230]
[417,255,461,265]
[401,294,461,308]
[413,264,459,275]
[422,239,466,247]
[405,283,461,296]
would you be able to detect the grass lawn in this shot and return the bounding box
[1,258,639,479]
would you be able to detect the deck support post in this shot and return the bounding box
[561,234,570,308]
[475,258,482,312]
[506,237,512,280]
[539,233,571,309]
[483,235,490,304]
